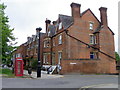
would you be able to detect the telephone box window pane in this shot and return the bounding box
[17,61,21,74]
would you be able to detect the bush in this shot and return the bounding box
[115,52,120,62]
[31,59,38,70]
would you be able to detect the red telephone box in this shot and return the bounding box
[15,57,23,76]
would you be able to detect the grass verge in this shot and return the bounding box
[0,68,15,77]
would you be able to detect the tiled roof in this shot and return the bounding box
[47,14,73,37]
[59,14,73,29]
[93,25,103,34]
[48,25,56,37]
[93,25,114,35]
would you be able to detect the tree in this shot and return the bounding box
[115,52,120,62]
[0,3,17,65]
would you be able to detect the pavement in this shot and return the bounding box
[23,70,64,79]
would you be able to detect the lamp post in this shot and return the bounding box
[36,27,42,78]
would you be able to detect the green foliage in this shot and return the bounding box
[115,52,120,61]
[0,68,14,77]
[31,59,38,70]
[0,3,17,64]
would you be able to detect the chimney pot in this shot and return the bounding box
[52,21,57,25]
[45,19,51,24]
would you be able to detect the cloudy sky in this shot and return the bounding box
[1,0,119,51]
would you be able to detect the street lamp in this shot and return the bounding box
[36,27,42,78]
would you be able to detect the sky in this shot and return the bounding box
[1,0,119,51]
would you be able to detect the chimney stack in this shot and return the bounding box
[45,19,51,33]
[99,7,108,27]
[70,3,81,18]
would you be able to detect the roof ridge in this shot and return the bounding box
[59,14,71,17]
[81,8,100,23]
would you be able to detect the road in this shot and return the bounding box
[1,75,118,89]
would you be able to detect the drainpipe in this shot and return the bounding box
[50,37,53,65]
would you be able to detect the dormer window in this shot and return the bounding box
[59,22,62,30]
[58,35,62,44]
[89,22,94,30]
[48,30,50,36]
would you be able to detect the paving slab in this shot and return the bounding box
[23,70,63,79]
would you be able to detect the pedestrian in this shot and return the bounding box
[57,64,61,74]
[28,66,32,77]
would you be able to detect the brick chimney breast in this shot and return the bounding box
[70,3,81,18]
[99,7,108,27]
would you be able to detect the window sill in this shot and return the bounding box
[58,43,62,45]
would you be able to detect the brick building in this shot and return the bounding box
[42,3,117,74]
[14,3,117,74]
[14,32,45,67]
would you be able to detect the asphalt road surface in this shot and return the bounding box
[1,75,118,89]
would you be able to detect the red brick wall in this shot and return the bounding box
[60,59,117,74]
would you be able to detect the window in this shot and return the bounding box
[90,35,94,44]
[89,22,93,30]
[53,38,55,46]
[43,53,48,64]
[16,53,21,58]
[58,35,62,44]
[90,35,96,44]
[59,22,62,30]
[44,40,49,48]
[90,52,94,59]
[52,53,55,65]
[48,30,50,36]
[44,41,47,48]
[90,52,98,59]
[58,52,62,64]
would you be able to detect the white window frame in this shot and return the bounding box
[59,22,62,30]
[89,22,94,30]
[44,41,46,48]
[53,38,55,46]
[16,53,21,58]
[48,30,50,36]
[43,53,48,64]
[90,35,97,45]
[58,35,62,45]
[90,35,94,44]
[58,51,62,64]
